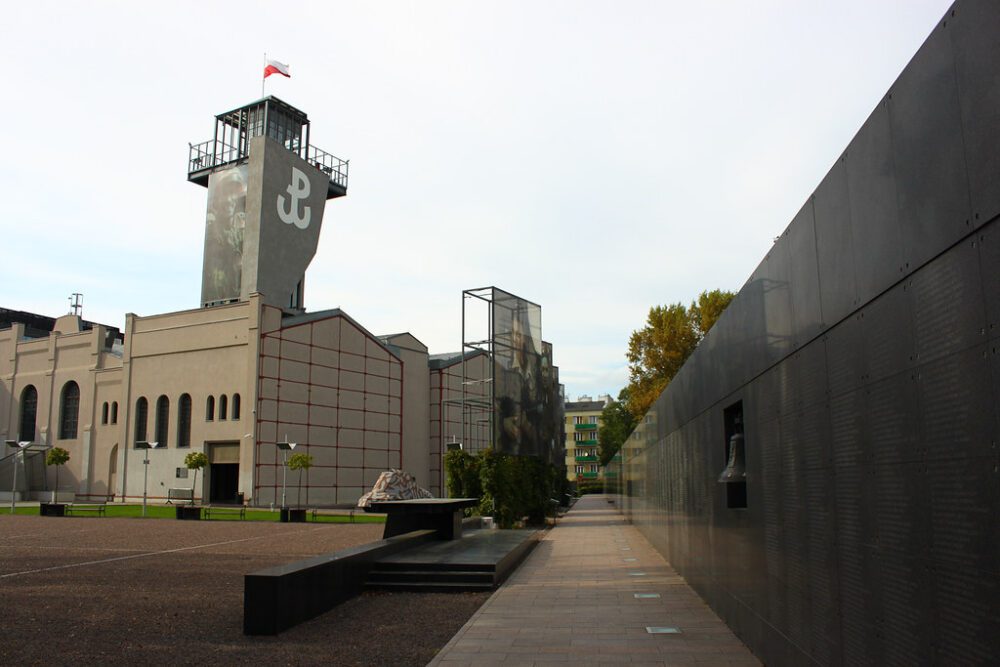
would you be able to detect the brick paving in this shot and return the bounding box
[429,495,760,666]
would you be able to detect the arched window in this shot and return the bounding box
[111,401,118,424]
[206,395,215,421]
[59,381,80,439]
[134,396,148,444]
[155,395,169,447]
[101,402,109,425]
[177,394,192,448]
[19,385,38,442]
[219,394,228,421]
[231,394,241,420]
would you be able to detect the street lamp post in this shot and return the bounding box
[5,440,31,515]
[276,437,297,510]
[136,441,160,517]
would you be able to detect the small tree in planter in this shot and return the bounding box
[45,447,71,505]
[184,452,208,505]
[287,452,313,509]
[184,451,209,503]
[175,451,209,520]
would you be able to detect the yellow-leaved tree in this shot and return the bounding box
[625,289,735,419]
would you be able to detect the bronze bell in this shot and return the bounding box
[718,432,746,483]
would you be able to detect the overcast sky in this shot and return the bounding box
[1,1,952,400]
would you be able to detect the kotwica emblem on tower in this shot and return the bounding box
[277,166,312,230]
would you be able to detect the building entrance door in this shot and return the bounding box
[208,442,240,504]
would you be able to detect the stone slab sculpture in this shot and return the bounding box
[357,469,433,508]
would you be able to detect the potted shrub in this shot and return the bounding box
[282,452,313,523]
[40,447,70,516]
[177,451,208,520]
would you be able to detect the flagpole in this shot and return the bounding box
[262,52,266,97]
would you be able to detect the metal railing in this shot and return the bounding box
[187,140,349,191]
[188,139,244,173]
[306,145,349,189]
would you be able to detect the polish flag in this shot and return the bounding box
[264,59,291,79]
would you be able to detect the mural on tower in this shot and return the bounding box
[199,136,329,310]
[201,165,248,305]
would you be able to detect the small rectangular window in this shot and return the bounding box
[176,468,189,479]
[722,400,748,509]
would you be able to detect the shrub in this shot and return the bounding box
[576,479,605,495]
[444,449,481,502]
[445,448,561,528]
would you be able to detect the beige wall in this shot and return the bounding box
[428,351,491,496]
[0,317,123,500]
[118,300,256,504]
[255,307,404,506]
[382,333,430,492]
[3,296,478,506]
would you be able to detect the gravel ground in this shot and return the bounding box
[0,515,490,666]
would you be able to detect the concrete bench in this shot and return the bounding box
[204,505,246,520]
[167,488,195,504]
[65,503,106,517]
[244,529,436,635]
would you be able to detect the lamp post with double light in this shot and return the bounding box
[135,441,160,517]
[276,437,296,511]
[5,440,31,515]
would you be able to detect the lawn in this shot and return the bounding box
[9,504,385,523]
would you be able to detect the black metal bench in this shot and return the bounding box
[65,503,107,517]
[204,505,246,520]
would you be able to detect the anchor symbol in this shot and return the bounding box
[276,167,312,230]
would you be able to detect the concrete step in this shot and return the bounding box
[366,580,495,593]
[372,560,495,573]
[367,569,494,585]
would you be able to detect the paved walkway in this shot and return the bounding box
[429,495,760,666]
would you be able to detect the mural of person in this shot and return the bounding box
[202,166,248,304]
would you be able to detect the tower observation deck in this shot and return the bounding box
[187,96,348,199]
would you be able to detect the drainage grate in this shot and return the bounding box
[634,593,661,599]
[646,626,681,634]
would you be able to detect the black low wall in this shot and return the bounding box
[244,529,436,635]
[613,1,1000,664]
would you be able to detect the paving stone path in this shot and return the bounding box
[429,494,760,666]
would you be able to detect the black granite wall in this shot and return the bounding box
[613,2,1000,664]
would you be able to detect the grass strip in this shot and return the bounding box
[9,505,384,523]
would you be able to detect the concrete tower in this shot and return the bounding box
[187,97,348,313]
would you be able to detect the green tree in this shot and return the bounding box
[45,447,70,503]
[626,289,735,418]
[597,388,637,466]
[287,452,313,508]
[184,451,209,503]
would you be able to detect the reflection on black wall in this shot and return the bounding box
[613,3,1000,664]
[492,288,558,460]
